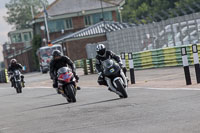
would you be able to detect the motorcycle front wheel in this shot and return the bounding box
[16,82,22,93]
[115,79,128,98]
[64,84,76,103]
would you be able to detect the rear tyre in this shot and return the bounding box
[65,84,76,103]
[115,79,128,98]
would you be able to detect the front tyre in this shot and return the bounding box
[115,79,128,98]
[16,82,22,93]
[64,84,76,103]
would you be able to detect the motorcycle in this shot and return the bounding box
[57,67,77,103]
[10,70,24,93]
[102,59,128,98]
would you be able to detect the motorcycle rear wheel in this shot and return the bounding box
[115,79,128,98]
[64,84,76,103]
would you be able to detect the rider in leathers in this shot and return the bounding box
[49,50,80,90]
[95,44,127,89]
[8,59,25,87]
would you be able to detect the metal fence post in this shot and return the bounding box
[89,59,94,74]
[192,44,200,83]
[128,52,135,84]
[181,47,192,85]
[120,52,126,67]
[83,59,88,75]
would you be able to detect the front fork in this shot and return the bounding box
[105,69,127,93]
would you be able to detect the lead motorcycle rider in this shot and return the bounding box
[95,44,127,91]
[49,50,80,93]
[8,59,25,87]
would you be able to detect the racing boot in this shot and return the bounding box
[77,86,81,90]
[21,79,25,87]
[11,82,14,87]
[108,87,114,92]
[56,88,61,94]
[75,85,81,90]
[22,82,25,87]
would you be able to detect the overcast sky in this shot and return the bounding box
[0,0,55,45]
[0,0,55,61]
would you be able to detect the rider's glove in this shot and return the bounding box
[73,72,79,81]
[75,75,79,81]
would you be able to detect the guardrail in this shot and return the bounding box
[76,44,200,75]
[0,69,9,83]
[75,59,96,75]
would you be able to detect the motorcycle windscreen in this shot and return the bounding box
[102,59,120,77]
[14,70,20,75]
[14,70,21,80]
[102,59,114,69]
[57,67,70,75]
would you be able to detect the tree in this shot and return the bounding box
[32,35,42,70]
[4,0,48,29]
[121,0,200,24]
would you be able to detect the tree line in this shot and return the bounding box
[122,0,200,24]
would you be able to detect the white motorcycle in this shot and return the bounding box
[102,59,128,98]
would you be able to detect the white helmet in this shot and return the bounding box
[96,44,106,56]
[10,58,17,65]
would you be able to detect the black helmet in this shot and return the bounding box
[52,50,61,59]
[10,59,17,65]
[96,44,106,56]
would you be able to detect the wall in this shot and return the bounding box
[4,48,37,73]
[64,35,107,61]
[112,11,118,21]
[72,16,85,29]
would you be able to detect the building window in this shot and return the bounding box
[103,11,113,21]
[48,18,73,33]
[23,32,32,42]
[84,11,112,26]
[48,19,65,33]
[84,15,92,26]
[11,33,22,43]
[92,13,102,24]
[65,18,73,29]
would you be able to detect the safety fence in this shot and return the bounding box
[0,69,9,83]
[75,59,96,75]
[75,43,200,75]
[129,44,200,70]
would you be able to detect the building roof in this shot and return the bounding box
[36,0,125,18]
[52,21,135,44]
[8,28,33,36]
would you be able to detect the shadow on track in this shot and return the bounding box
[0,93,18,97]
[34,93,57,98]
[29,102,69,111]
[77,98,121,107]
[28,98,121,111]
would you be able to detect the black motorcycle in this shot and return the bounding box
[102,59,128,98]
[10,70,24,93]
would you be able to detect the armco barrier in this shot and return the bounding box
[0,69,9,83]
[82,59,97,75]
[74,60,84,68]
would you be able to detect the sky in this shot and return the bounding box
[0,0,55,45]
[0,0,55,61]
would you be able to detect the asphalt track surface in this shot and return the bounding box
[0,67,200,133]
